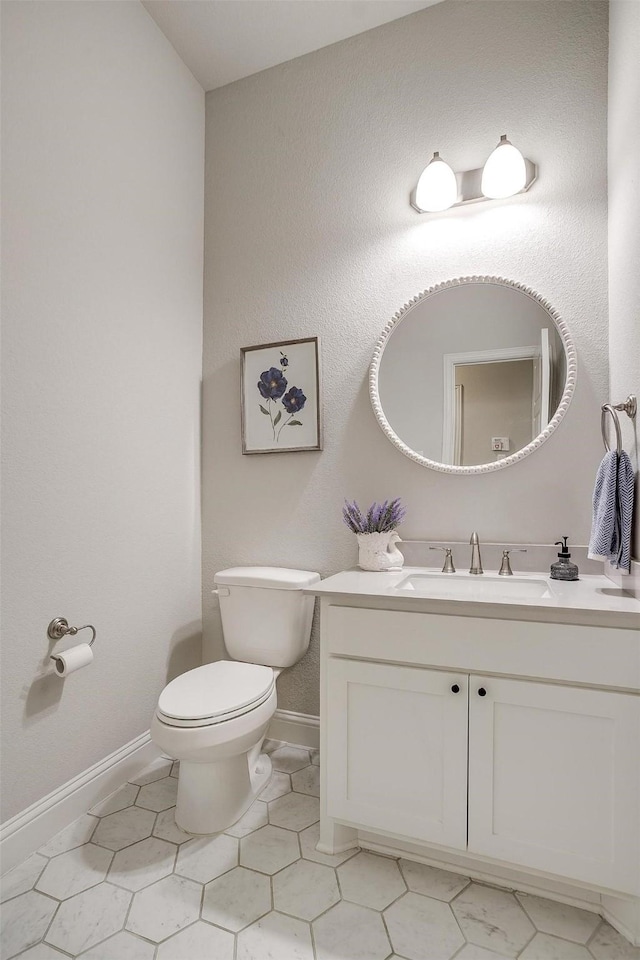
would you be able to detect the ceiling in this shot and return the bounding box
[142,0,442,92]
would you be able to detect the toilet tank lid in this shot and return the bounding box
[214,567,321,590]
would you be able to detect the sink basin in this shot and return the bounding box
[396,573,554,601]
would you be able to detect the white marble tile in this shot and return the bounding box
[78,930,156,960]
[337,851,405,911]
[310,749,320,766]
[156,920,234,960]
[454,945,513,960]
[174,833,238,883]
[291,764,321,797]
[268,792,320,831]
[273,859,340,920]
[170,760,179,778]
[36,843,113,900]
[130,757,173,785]
[10,944,68,960]
[313,900,391,960]
[108,836,177,891]
[89,783,139,817]
[240,825,300,875]
[0,890,58,959]
[91,806,156,851]
[298,822,359,867]
[519,932,593,959]
[260,771,292,802]
[153,806,193,845]
[269,745,311,774]
[589,922,640,960]
[399,859,470,902]
[225,799,268,838]
[45,882,131,956]
[263,739,284,754]
[135,776,178,812]
[237,910,314,960]
[125,874,202,943]
[1,853,48,903]
[452,883,536,958]
[516,894,600,944]
[202,866,271,932]
[384,891,465,960]
[38,815,98,857]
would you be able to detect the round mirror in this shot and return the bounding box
[370,277,576,474]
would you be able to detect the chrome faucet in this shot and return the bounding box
[469,532,483,575]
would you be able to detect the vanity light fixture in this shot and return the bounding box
[411,135,536,214]
[412,152,459,212]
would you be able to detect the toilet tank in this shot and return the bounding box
[213,567,321,668]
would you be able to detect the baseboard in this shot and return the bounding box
[602,894,640,947]
[1,731,160,873]
[268,709,319,749]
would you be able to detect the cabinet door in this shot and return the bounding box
[468,676,640,894]
[326,658,468,849]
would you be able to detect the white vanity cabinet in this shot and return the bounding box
[312,576,640,912]
[326,657,639,894]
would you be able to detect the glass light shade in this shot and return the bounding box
[481,135,527,199]
[414,152,458,212]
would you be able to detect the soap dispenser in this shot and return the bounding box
[550,537,579,581]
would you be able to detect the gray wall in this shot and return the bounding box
[202,0,609,716]
[608,0,640,562]
[1,0,204,819]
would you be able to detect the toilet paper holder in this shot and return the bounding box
[47,617,97,655]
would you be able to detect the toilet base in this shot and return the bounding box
[175,749,273,835]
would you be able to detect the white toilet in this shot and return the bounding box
[151,567,320,835]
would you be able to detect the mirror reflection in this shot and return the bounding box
[376,279,567,469]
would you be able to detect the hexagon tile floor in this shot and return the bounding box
[2,741,639,960]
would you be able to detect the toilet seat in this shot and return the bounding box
[157,661,275,729]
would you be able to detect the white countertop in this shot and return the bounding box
[305,567,640,629]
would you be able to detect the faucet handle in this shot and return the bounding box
[429,546,456,573]
[498,548,527,576]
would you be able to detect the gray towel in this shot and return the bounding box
[588,449,635,571]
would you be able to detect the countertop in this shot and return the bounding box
[305,567,640,629]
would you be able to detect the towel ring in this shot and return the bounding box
[601,395,637,454]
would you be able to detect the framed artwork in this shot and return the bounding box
[241,337,322,454]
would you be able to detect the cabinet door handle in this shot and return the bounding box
[477,687,487,697]
[451,684,460,694]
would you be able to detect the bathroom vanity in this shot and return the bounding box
[308,569,640,941]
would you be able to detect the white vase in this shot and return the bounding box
[356,531,404,572]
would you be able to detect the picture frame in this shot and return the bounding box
[240,337,322,454]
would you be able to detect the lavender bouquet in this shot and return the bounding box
[342,498,406,534]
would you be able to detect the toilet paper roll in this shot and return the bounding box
[51,643,94,677]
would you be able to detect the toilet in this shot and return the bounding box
[150,566,320,835]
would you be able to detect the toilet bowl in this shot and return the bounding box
[151,567,320,835]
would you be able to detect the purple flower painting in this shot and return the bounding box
[241,337,321,455]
